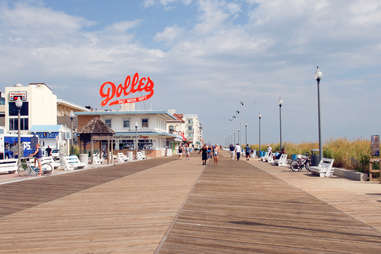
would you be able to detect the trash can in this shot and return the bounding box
[79,154,88,165]
[310,149,320,166]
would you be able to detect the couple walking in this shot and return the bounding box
[200,144,220,165]
[230,144,245,161]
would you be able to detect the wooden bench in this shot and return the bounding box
[63,155,86,171]
[273,154,288,167]
[0,159,18,174]
[41,157,60,169]
[310,158,335,177]
[136,151,146,160]
[117,152,129,163]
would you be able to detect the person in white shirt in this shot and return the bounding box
[235,144,241,161]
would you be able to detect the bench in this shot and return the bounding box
[41,157,60,169]
[92,154,103,165]
[310,158,335,177]
[273,154,288,167]
[136,151,146,160]
[0,159,18,174]
[261,152,269,162]
[63,155,86,171]
[117,152,129,163]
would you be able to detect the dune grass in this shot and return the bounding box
[248,138,376,172]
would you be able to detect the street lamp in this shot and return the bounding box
[70,111,75,155]
[15,97,23,173]
[315,65,323,161]
[258,113,262,156]
[278,97,283,151]
[245,123,248,145]
[237,128,241,145]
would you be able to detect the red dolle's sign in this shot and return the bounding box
[99,73,154,107]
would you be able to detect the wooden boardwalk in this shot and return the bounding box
[157,157,381,254]
[0,157,203,254]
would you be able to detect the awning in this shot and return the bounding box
[30,125,62,132]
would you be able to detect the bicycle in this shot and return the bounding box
[290,154,311,172]
[25,158,54,176]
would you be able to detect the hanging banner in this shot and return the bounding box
[99,73,154,107]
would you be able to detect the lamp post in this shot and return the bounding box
[237,128,240,145]
[135,122,138,159]
[279,97,283,151]
[233,129,235,144]
[70,111,75,155]
[258,113,262,155]
[245,123,248,145]
[315,66,323,161]
[15,98,23,173]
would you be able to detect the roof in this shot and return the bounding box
[75,110,177,120]
[57,99,90,112]
[115,131,177,138]
[168,113,185,123]
[78,119,114,134]
[30,125,62,132]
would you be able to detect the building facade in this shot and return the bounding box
[76,110,177,158]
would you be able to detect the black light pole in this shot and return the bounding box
[135,122,138,157]
[15,98,23,173]
[315,66,323,161]
[279,98,283,151]
[245,123,248,144]
[258,113,262,155]
[233,129,235,144]
[237,128,240,145]
[70,111,74,155]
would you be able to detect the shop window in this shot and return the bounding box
[142,118,149,128]
[8,102,29,116]
[123,119,130,128]
[105,119,112,128]
[9,118,29,130]
[138,139,153,150]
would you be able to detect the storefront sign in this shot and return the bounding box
[99,73,154,107]
[9,91,28,102]
[32,132,59,139]
[371,135,380,157]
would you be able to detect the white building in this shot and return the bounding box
[183,114,202,148]
[76,110,177,158]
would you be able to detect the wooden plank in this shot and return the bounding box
[0,157,204,254]
[157,157,381,254]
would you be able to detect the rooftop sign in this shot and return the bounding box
[99,73,154,107]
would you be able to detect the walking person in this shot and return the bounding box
[30,143,43,176]
[229,144,235,160]
[200,144,208,165]
[213,144,220,165]
[45,145,52,157]
[178,145,183,159]
[185,144,190,160]
[235,143,241,161]
[245,144,251,161]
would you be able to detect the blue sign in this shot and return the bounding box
[32,132,59,139]
[4,136,35,157]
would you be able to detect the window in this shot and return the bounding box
[188,126,193,131]
[188,119,192,124]
[169,125,175,134]
[123,119,130,128]
[9,118,29,130]
[105,119,112,128]
[8,102,29,116]
[142,118,149,128]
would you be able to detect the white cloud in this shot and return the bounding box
[143,0,193,8]
[154,25,183,43]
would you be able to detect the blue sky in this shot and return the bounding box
[1,0,381,145]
